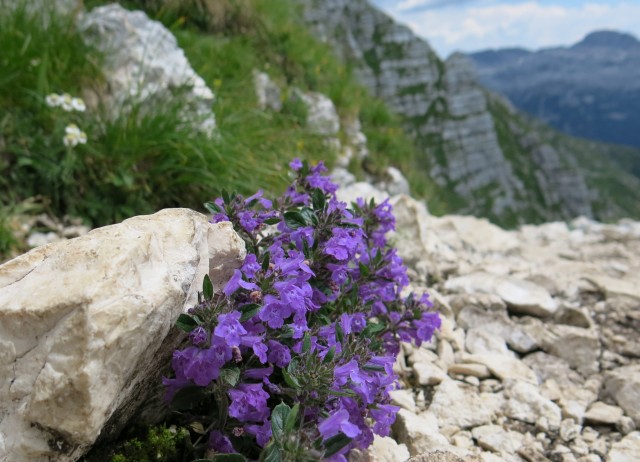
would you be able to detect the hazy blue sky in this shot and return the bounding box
[370,0,640,57]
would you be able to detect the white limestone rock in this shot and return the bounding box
[349,435,411,462]
[503,380,562,430]
[604,366,640,426]
[462,354,538,384]
[80,4,216,136]
[392,409,451,455]
[290,88,340,136]
[0,209,246,462]
[253,70,282,111]
[428,379,504,429]
[585,402,625,426]
[445,272,558,318]
[607,431,640,462]
[471,424,524,455]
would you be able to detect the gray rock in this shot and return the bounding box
[607,431,640,462]
[392,409,451,455]
[429,379,504,429]
[503,380,563,430]
[471,424,524,455]
[253,70,282,111]
[462,353,538,384]
[81,4,216,136]
[584,402,625,426]
[290,88,340,136]
[604,366,640,426]
[0,209,245,462]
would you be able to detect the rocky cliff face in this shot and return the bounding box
[469,30,640,151]
[295,0,640,225]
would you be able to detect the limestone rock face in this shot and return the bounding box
[604,366,640,426]
[0,209,246,462]
[290,88,340,136]
[295,0,600,223]
[80,4,217,136]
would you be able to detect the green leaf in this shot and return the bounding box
[358,262,370,277]
[220,366,240,387]
[299,207,317,226]
[171,385,206,410]
[283,211,306,230]
[324,433,353,458]
[311,188,326,210]
[323,346,336,363]
[260,443,283,462]
[328,389,357,397]
[362,364,386,372]
[282,368,301,389]
[271,402,291,442]
[239,303,261,322]
[176,313,198,333]
[221,190,231,204]
[302,332,311,354]
[362,322,385,338]
[204,201,221,214]
[203,274,214,300]
[335,322,344,344]
[263,217,280,225]
[285,403,300,433]
[262,252,271,272]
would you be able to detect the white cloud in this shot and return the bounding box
[382,1,640,57]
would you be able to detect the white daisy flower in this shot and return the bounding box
[63,124,88,147]
[70,97,86,112]
[61,93,74,112]
[45,93,62,108]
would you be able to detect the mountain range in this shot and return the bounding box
[295,1,640,225]
[468,31,640,151]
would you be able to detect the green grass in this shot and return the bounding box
[1,0,456,262]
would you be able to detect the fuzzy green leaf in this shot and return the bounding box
[239,303,261,322]
[176,313,198,333]
[282,368,301,389]
[202,274,214,300]
[285,403,300,433]
[220,366,240,387]
[324,433,353,458]
[271,402,291,442]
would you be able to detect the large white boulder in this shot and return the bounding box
[0,209,245,462]
[80,4,217,136]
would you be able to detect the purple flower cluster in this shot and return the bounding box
[164,159,440,461]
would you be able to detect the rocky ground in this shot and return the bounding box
[338,180,640,462]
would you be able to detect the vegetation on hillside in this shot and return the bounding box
[0,0,444,261]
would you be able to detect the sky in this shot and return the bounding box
[370,0,640,58]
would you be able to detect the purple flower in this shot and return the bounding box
[245,419,272,447]
[289,158,303,171]
[242,254,261,279]
[208,430,235,453]
[224,269,259,297]
[228,383,270,422]
[189,326,208,346]
[324,227,364,261]
[413,311,441,346]
[214,311,248,347]
[239,211,260,233]
[318,409,361,439]
[370,404,399,436]
[245,189,273,209]
[267,340,291,367]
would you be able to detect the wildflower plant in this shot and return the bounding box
[165,159,440,461]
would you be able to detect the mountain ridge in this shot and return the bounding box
[294,0,640,225]
[468,30,640,151]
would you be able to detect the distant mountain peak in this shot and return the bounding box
[573,30,639,50]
